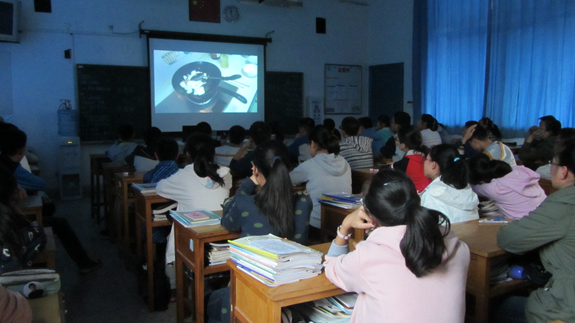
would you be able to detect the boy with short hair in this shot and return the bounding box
[376,115,394,144]
[287,117,315,161]
[143,138,180,183]
[107,124,138,164]
[125,126,162,166]
[339,117,373,169]
[358,117,383,157]
[466,124,516,166]
[230,121,272,177]
[215,125,246,167]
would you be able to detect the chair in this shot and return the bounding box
[134,156,159,172]
[539,178,558,196]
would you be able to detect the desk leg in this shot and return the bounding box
[176,256,185,323]
[475,256,491,323]
[195,242,205,323]
[91,168,96,219]
[123,195,131,256]
[115,195,123,253]
[146,213,155,312]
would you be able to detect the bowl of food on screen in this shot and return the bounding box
[172,61,247,105]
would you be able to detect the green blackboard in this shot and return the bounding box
[76,64,151,142]
[265,72,303,135]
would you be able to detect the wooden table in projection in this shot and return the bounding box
[450,219,534,323]
[173,213,240,323]
[90,154,111,222]
[113,171,145,255]
[228,243,345,323]
[131,187,173,312]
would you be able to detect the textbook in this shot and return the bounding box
[322,192,362,204]
[318,195,360,210]
[229,235,323,287]
[209,242,231,266]
[0,269,61,298]
[131,183,157,195]
[169,209,221,228]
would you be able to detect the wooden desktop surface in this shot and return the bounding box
[229,243,344,323]
[351,168,376,194]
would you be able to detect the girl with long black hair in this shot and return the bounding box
[418,113,442,148]
[391,125,431,193]
[421,144,479,223]
[324,170,470,322]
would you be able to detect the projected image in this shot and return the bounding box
[153,50,258,113]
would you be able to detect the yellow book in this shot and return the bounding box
[228,234,322,261]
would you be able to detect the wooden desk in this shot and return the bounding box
[174,213,241,323]
[19,195,43,226]
[29,292,66,323]
[539,178,557,196]
[351,168,376,194]
[90,154,111,222]
[451,219,534,323]
[320,203,364,243]
[131,187,173,312]
[33,227,56,270]
[229,243,345,323]
[102,162,134,241]
[113,171,145,255]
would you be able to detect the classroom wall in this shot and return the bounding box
[0,0,413,191]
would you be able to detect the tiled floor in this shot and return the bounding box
[53,196,176,322]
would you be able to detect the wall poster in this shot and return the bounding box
[324,64,362,115]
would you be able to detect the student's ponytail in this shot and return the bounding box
[253,140,294,239]
[421,114,439,132]
[364,170,449,277]
[186,134,225,187]
[429,144,468,189]
[397,126,427,155]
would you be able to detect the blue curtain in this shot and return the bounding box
[485,0,575,137]
[421,0,489,130]
[417,0,575,137]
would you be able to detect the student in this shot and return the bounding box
[324,170,470,322]
[495,138,575,323]
[391,126,431,193]
[466,124,517,166]
[196,121,222,148]
[536,127,575,179]
[290,125,352,237]
[468,154,546,219]
[210,140,312,323]
[287,117,315,161]
[324,118,342,141]
[156,133,231,264]
[380,111,411,162]
[214,125,245,167]
[478,117,502,141]
[106,124,138,164]
[421,144,479,224]
[0,127,103,274]
[125,126,162,166]
[143,138,180,184]
[417,114,442,148]
[375,114,394,144]
[358,117,383,157]
[339,117,373,169]
[519,116,561,170]
[229,121,272,178]
[453,121,481,159]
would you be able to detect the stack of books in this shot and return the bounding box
[318,192,362,209]
[208,242,231,266]
[291,293,357,323]
[131,183,157,196]
[229,234,323,287]
[152,201,178,222]
[169,209,221,228]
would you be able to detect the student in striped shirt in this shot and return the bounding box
[339,117,374,169]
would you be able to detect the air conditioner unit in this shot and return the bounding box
[238,0,303,7]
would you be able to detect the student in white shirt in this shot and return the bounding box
[418,114,442,149]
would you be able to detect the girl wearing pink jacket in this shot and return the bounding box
[324,170,470,323]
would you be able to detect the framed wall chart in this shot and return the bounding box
[324,64,362,115]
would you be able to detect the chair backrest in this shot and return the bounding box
[538,178,558,196]
[134,156,159,172]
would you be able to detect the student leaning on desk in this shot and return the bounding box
[324,170,470,323]
[494,138,575,323]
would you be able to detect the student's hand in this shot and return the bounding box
[462,124,477,144]
[342,207,375,233]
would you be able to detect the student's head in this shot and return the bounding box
[539,117,561,137]
[551,138,575,189]
[425,144,469,189]
[468,154,512,185]
[558,128,575,143]
[298,118,315,136]
[143,127,162,147]
[469,125,491,152]
[0,127,27,161]
[418,114,438,131]
[155,138,179,161]
[461,120,479,136]
[228,125,246,145]
[185,133,224,187]
[391,111,411,133]
[340,117,360,137]
[196,122,213,136]
[249,121,272,146]
[357,117,373,133]
[308,125,340,157]
[377,115,390,129]
[117,124,135,142]
[252,140,294,239]
[479,117,502,139]
[363,170,450,277]
[396,126,425,153]
[323,118,336,131]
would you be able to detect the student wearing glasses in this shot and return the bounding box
[420,144,479,224]
[324,170,470,322]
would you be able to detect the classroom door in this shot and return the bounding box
[368,63,404,121]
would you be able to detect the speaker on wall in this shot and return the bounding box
[34,0,51,13]
[316,17,326,34]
